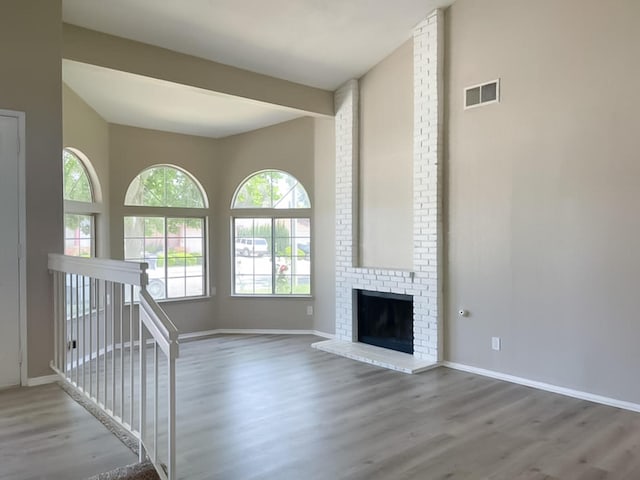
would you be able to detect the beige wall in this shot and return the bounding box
[216,118,316,330]
[106,117,330,334]
[63,84,111,257]
[359,40,414,270]
[312,117,336,335]
[445,0,640,402]
[108,124,219,333]
[0,0,62,378]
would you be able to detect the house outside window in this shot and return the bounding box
[123,165,208,301]
[231,170,311,296]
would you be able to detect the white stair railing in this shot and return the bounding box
[48,254,179,480]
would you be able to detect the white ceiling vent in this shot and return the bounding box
[464,79,500,109]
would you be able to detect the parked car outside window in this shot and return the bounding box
[235,237,269,257]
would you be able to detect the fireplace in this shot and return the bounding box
[313,18,442,370]
[357,290,413,354]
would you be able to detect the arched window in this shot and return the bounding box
[125,165,207,208]
[233,170,310,209]
[123,165,208,300]
[63,148,100,257]
[231,170,311,296]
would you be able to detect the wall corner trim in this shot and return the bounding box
[443,361,640,414]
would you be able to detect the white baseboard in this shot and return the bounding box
[179,329,220,341]
[443,361,640,413]
[311,330,335,339]
[179,328,335,341]
[26,374,59,387]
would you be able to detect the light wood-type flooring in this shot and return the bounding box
[5,334,640,479]
[0,383,136,480]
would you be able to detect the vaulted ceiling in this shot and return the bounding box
[62,0,454,137]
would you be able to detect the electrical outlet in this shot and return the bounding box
[491,337,501,351]
[306,305,313,316]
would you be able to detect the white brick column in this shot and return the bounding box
[413,10,444,360]
[332,10,444,362]
[334,80,359,342]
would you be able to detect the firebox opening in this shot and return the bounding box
[357,290,413,355]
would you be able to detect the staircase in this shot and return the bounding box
[49,254,180,480]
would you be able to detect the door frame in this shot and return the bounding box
[0,109,27,386]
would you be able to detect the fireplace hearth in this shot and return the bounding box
[357,290,413,354]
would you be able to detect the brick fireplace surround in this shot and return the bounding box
[313,10,444,373]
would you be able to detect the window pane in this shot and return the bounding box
[64,240,79,257]
[144,212,165,267]
[124,166,206,208]
[125,216,166,300]
[294,218,310,236]
[186,240,203,256]
[124,238,144,260]
[274,219,291,258]
[254,275,273,294]
[277,218,310,295]
[233,172,271,208]
[293,276,311,295]
[235,275,253,294]
[167,278,186,298]
[232,170,310,209]
[125,215,205,300]
[186,276,204,297]
[185,218,204,236]
[64,214,93,257]
[233,216,309,295]
[275,272,292,294]
[63,150,93,202]
[145,217,164,238]
[273,171,312,208]
[167,263,186,279]
[235,218,254,238]
[79,239,92,257]
[147,278,166,300]
[293,184,311,208]
[124,216,144,237]
[233,217,274,294]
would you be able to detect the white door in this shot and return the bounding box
[0,114,21,388]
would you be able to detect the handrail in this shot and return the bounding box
[48,253,149,286]
[48,254,179,480]
[139,289,179,358]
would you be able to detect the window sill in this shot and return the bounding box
[156,295,212,304]
[230,294,313,299]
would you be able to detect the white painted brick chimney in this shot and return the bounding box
[327,10,444,366]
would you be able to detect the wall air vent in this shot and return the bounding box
[464,79,500,109]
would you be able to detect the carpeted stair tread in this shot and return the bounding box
[86,461,160,480]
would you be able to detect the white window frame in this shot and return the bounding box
[63,148,101,257]
[123,213,208,301]
[230,170,312,297]
[231,213,311,297]
[123,164,210,302]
